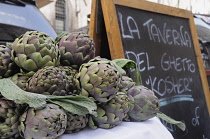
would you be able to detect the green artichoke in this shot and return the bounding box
[11,31,60,72]
[10,71,35,91]
[65,112,88,134]
[19,103,67,139]
[127,85,160,121]
[26,66,79,96]
[0,98,22,138]
[0,45,19,79]
[58,31,95,69]
[88,92,130,129]
[77,57,121,103]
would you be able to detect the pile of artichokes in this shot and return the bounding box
[0,31,185,139]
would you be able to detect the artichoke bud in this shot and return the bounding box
[58,31,95,69]
[11,31,60,72]
[119,75,136,93]
[0,98,23,138]
[77,56,121,103]
[19,103,67,139]
[88,92,130,129]
[10,71,35,91]
[65,112,88,134]
[0,45,19,79]
[127,85,160,122]
[26,66,80,96]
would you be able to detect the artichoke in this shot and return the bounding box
[89,92,130,129]
[119,75,135,93]
[65,112,88,134]
[0,98,22,138]
[59,66,80,94]
[26,66,79,96]
[58,31,95,69]
[127,85,160,121]
[11,31,60,72]
[0,45,19,79]
[77,57,121,103]
[10,71,35,91]
[19,103,67,139]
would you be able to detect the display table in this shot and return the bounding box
[59,117,174,139]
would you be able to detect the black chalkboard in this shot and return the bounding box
[115,4,210,139]
[90,0,210,139]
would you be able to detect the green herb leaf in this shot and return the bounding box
[0,78,47,109]
[112,59,142,85]
[110,61,126,75]
[157,112,186,131]
[0,78,97,116]
[47,95,97,116]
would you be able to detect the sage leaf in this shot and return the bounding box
[157,112,186,131]
[0,78,47,109]
[110,61,126,75]
[113,59,142,85]
[0,78,97,116]
[47,95,97,116]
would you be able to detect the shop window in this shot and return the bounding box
[55,0,65,34]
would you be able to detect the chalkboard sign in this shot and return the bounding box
[89,0,210,138]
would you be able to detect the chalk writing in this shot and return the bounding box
[125,50,193,97]
[118,12,140,39]
[145,76,192,97]
[125,51,155,72]
[143,19,192,47]
[192,107,200,126]
[161,53,195,72]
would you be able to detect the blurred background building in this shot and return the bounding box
[35,0,210,35]
[36,0,91,34]
[147,0,210,14]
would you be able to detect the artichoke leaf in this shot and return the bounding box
[47,95,97,116]
[0,78,47,109]
[112,59,142,85]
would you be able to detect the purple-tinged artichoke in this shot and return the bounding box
[0,45,19,79]
[77,57,121,103]
[11,31,60,72]
[19,104,67,139]
[10,71,35,91]
[0,98,23,138]
[26,66,79,96]
[88,92,130,129]
[58,66,80,94]
[58,32,95,69]
[119,75,135,93]
[127,85,160,121]
[65,112,88,134]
